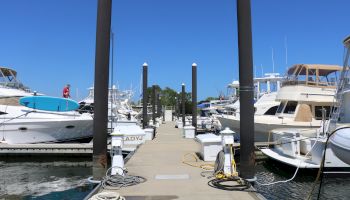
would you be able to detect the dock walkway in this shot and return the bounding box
[101,122,260,200]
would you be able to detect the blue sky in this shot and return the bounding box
[0,0,348,101]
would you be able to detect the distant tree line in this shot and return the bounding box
[140,85,193,114]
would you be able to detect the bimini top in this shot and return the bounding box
[287,64,342,76]
[0,67,17,77]
[0,66,30,92]
[283,64,342,88]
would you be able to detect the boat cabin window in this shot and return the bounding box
[283,101,298,114]
[276,101,286,114]
[264,105,279,115]
[315,106,332,120]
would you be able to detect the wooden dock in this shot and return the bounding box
[93,122,262,200]
[0,143,93,156]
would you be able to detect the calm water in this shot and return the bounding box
[255,159,350,200]
[0,157,95,200]
[1,156,350,200]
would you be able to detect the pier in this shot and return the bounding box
[92,122,262,200]
[0,143,93,156]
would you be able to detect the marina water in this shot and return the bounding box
[255,159,350,200]
[1,157,350,199]
[0,158,94,200]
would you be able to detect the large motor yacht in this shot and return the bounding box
[261,36,350,170]
[217,64,342,141]
[0,67,93,144]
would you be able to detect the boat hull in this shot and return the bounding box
[0,118,93,144]
[217,115,320,142]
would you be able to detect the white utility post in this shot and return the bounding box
[110,129,125,176]
[220,127,235,175]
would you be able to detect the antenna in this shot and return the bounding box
[254,65,257,78]
[260,64,264,76]
[139,72,142,99]
[271,47,275,73]
[76,88,79,101]
[285,36,288,70]
[109,30,115,131]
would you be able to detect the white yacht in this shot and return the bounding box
[261,37,350,170]
[217,64,342,141]
[0,104,93,144]
[0,67,93,144]
[80,85,146,151]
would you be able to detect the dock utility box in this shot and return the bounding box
[183,125,195,138]
[196,134,222,161]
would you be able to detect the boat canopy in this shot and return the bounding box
[283,64,342,88]
[0,67,29,91]
[287,64,342,76]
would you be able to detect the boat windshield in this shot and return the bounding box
[282,64,341,88]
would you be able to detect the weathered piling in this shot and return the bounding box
[142,63,148,129]
[192,63,197,133]
[237,0,255,180]
[93,0,112,179]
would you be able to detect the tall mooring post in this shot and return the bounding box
[237,0,255,180]
[93,0,112,180]
[192,63,197,133]
[157,93,162,118]
[152,85,156,125]
[181,83,186,126]
[142,63,148,129]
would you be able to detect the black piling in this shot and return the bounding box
[152,85,156,125]
[182,83,186,126]
[157,93,162,118]
[192,63,197,133]
[142,63,148,129]
[237,0,255,180]
[93,0,112,180]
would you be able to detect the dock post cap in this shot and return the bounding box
[220,127,235,135]
[181,83,185,86]
[192,63,197,67]
[142,62,148,67]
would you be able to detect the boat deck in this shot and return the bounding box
[94,122,261,200]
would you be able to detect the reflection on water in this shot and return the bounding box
[255,159,350,200]
[0,157,95,200]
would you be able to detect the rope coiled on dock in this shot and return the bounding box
[101,166,146,190]
[89,191,125,200]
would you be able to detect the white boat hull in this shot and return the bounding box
[330,127,350,165]
[217,115,320,142]
[0,106,93,144]
[0,118,93,144]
